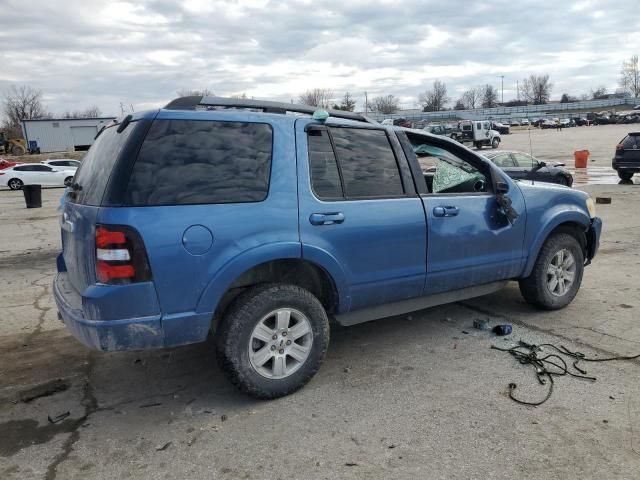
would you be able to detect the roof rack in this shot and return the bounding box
[164,96,378,124]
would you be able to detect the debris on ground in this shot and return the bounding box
[139,402,162,408]
[492,340,640,406]
[19,378,69,403]
[473,319,490,331]
[595,197,612,204]
[155,442,171,451]
[47,411,70,424]
[492,325,512,336]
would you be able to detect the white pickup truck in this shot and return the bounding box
[449,120,501,149]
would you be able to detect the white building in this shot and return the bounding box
[21,117,116,153]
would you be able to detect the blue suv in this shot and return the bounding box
[54,96,602,398]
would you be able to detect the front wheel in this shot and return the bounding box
[491,138,500,149]
[64,176,74,187]
[618,171,633,181]
[216,284,330,399]
[8,178,23,190]
[519,233,584,310]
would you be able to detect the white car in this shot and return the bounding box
[41,159,81,169]
[1,163,76,190]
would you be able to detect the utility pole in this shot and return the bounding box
[119,102,125,116]
[498,75,504,103]
[516,80,519,101]
[364,91,368,114]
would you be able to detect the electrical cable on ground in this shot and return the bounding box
[491,341,640,406]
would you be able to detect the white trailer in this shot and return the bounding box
[21,117,116,153]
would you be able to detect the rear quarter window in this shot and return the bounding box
[125,120,273,206]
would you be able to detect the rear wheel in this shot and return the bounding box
[474,142,482,149]
[618,171,633,181]
[64,176,74,187]
[11,144,25,156]
[216,283,330,399]
[8,178,23,190]
[519,233,584,310]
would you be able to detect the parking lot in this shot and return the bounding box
[1,125,640,479]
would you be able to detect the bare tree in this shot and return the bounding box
[419,79,449,112]
[461,87,482,109]
[481,84,499,108]
[619,55,640,98]
[2,84,50,138]
[518,74,553,105]
[560,93,577,103]
[336,92,356,112]
[453,99,466,110]
[62,106,103,118]
[176,88,214,97]
[298,89,334,108]
[590,86,608,100]
[371,95,399,114]
[230,92,248,99]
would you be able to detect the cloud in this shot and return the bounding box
[0,0,637,116]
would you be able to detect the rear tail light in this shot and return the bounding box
[615,143,624,151]
[95,225,151,284]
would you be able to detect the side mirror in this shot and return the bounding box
[532,161,546,171]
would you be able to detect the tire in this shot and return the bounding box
[618,171,633,181]
[216,283,330,399]
[64,176,74,187]
[519,233,584,310]
[11,144,25,156]
[555,175,570,186]
[491,138,500,149]
[474,142,482,149]
[8,178,23,190]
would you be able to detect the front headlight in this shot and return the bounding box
[586,197,596,218]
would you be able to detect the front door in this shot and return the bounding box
[401,131,526,295]
[296,121,427,312]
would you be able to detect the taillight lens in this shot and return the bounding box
[615,143,624,151]
[95,225,151,284]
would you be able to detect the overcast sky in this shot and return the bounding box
[1,0,638,117]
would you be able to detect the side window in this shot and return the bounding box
[405,132,488,194]
[330,128,404,198]
[491,154,515,167]
[512,153,535,168]
[14,166,29,171]
[307,128,343,199]
[476,122,482,130]
[125,120,273,206]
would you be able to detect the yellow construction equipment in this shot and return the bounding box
[0,131,27,156]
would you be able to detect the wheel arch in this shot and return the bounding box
[523,217,589,277]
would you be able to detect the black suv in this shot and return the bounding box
[613,132,640,181]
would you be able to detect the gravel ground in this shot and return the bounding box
[1,127,640,478]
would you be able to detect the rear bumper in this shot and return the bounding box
[585,217,602,264]
[54,272,164,351]
[54,272,213,351]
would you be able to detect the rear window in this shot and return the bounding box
[125,120,272,206]
[622,135,639,148]
[71,124,134,205]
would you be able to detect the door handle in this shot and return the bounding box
[309,212,345,225]
[433,206,459,217]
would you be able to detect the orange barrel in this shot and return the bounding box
[574,150,589,168]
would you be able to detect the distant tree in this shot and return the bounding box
[230,92,248,99]
[176,88,214,97]
[298,89,334,108]
[419,79,449,112]
[62,106,103,118]
[481,84,499,108]
[590,86,608,99]
[619,55,639,98]
[453,99,466,110]
[461,87,482,109]
[371,95,399,114]
[560,93,577,103]
[2,84,50,139]
[578,93,590,101]
[518,74,553,104]
[337,92,356,112]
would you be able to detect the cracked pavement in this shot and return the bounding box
[1,180,639,479]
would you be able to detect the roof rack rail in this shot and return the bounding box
[164,96,378,124]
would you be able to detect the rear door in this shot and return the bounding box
[296,122,427,311]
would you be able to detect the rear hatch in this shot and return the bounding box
[617,133,640,165]
[61,122,137,293]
